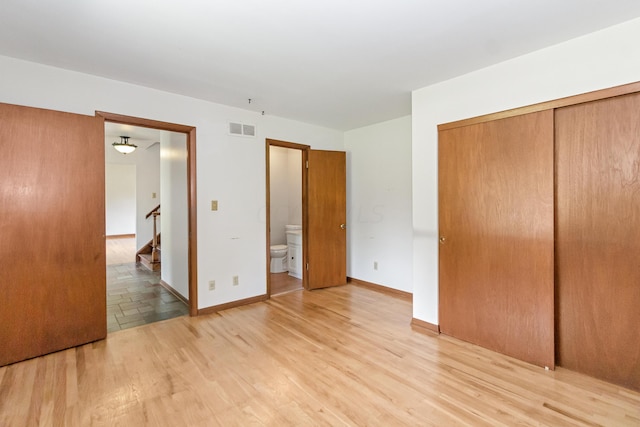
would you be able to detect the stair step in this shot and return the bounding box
[138,253,161,272]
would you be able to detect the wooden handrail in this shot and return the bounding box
[145,204,161,219]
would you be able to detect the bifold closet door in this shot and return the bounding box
[439,110,555,369]
[556,93,640,391]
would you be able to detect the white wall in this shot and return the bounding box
[161,131,189,299]
[269,146,302,246]
[105,133,161,249]
[412,17,640,325]
[269,146,289,246]
[135,142,161,251]
[287,149,302,227]
[0,54,343,309]
[345,116,412,292]
[105,163,136,236]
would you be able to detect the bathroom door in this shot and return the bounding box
[306,149,347,290]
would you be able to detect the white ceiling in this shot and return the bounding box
[2,1,640,130]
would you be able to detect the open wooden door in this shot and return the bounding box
[0,103,106,366]
[306,150,347,290]
[438,111,555,369]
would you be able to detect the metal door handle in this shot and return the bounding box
[340,224,346,230]
[439,236,446,244]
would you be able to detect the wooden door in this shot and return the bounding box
[439,110,555,368]
[306,150,347,290]
[556,93,640,391]
[0,103,106,366]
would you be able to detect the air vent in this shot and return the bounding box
[242,124,255,136]
[229,122,242,135]
[229,122,256,137]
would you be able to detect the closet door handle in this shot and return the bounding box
[439,236,446,244]
[340,224,346,230]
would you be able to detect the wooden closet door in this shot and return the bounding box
[439,110,555,369]
[556,93,640,391]
[0,103,106,366]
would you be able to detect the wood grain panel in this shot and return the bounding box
[556,93,640,391]
[307,150,346,289]
[0,103,105,366]
[439,110,555,368]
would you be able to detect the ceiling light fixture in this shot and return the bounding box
[112,136,137,154]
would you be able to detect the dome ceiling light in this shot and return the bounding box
[112,135,137,154]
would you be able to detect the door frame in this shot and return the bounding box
[97,111,198,316]
[265,139,310,295]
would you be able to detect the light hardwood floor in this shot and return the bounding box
[1,285,638,426]
[106,235,136,265]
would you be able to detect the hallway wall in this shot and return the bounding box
[105,163,136,236]
[160,131,189,299]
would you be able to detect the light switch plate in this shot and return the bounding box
[211,200,218,211]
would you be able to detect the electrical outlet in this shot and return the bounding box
[209,280,215,291]
[374,261,378,270]
[233,276,239,286]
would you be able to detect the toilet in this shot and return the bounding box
[270,244,288,273]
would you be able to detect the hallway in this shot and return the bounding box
[106,236,188,332]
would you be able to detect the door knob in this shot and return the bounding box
[340,224,346,230]
[439,236,446,244]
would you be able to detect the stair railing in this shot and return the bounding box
[146,204,161,262]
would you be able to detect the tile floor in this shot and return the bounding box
[107,262,189,333]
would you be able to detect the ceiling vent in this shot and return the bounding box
[229,122,256,137]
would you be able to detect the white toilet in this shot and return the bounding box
[270,225,302,274]
[270,244,288,273]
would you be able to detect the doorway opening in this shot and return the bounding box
[266,139,309,296]
[99,112,198,328]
